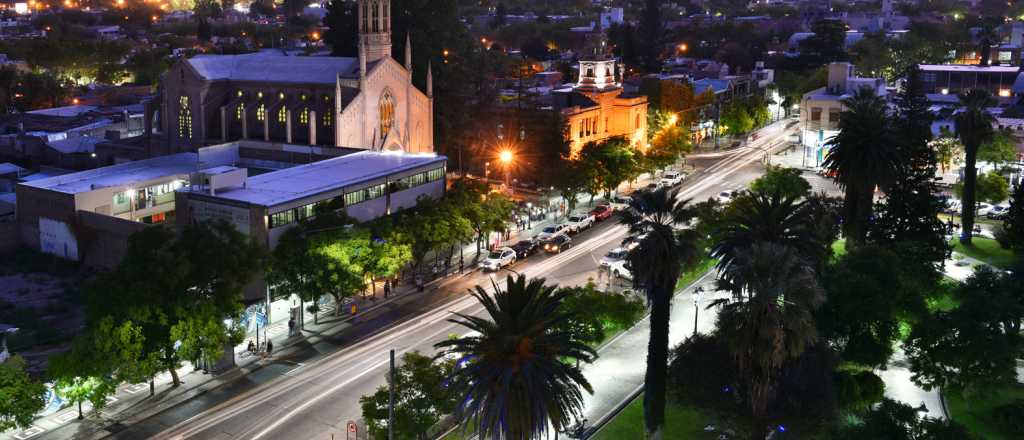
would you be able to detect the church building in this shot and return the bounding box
[159,0,434,154]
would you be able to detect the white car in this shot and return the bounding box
[607,259,633,280]
[976,202,994,217]
[659,170,685,187]
[987,204,1010,219]
[716,191,733,204]
[565,213,595,233]
[480,247,516,271]
[608,195,632,211]
[600,247,630,268]
[536,224,569,241]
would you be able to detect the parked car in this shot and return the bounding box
[566,213,595,233]
[976,202,994,217]
[608,195,632,211]
[600,247,630,268]
[607,259,633,280]
[542,234,573,254]
[987,204,1010,219]
[590,204,614,221]
[659,170,685,187]
[480,247,516,271]
[536,223,569,241]
[620,233,648,251]
[944,198,962,214]
[510,240,539,259]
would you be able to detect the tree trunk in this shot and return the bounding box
[644,282,672,439]
[149,379,154,396]
[371,277,377,297]
[335,296,343,316]
[169,366,180,387]
[961,143,979,245]
[77,401,83,419]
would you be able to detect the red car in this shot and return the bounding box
[590,204,613,221]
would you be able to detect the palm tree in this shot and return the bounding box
[435,275,596,440]
[955,89,996,245]
[713,242,824,422]
[823,87,901,245]
[620,187,701,440]
[710,190,823,275]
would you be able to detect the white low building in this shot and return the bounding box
[800,62,888,167]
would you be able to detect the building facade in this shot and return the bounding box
[160,0,433,155]
[800,62,887,166]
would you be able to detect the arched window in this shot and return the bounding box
[300,108,309,124]
[256,103,266,122]
[323,109,333,127]
[379,91,395,138]
[278,107,287,124]
[383,1,389,32]
[178,96,192,139]
[585,67,594,78]
[236,103,245,121]
[635,114,641,129]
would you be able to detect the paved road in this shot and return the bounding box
[14,121,789,440]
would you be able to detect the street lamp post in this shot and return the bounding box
[526,202,533,229]
[691,286,704,336]
[499,149,513,195]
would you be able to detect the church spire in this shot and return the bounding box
[426,62,433,98]
[405,33,412,73]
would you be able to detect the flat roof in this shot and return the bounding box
[21,153,198,194]
[198,151,446,208]
[919,64,1021,73]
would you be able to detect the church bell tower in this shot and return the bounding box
[358,0,392,62]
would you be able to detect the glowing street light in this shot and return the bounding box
[668,113,679,126]
[499,150,514,192]
[678,43,688,52]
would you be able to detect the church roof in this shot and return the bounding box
[186,53,361,85]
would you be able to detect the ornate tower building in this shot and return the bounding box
[359,0,392,62]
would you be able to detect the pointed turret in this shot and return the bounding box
[405,33,413,73]
[426,62,433,98]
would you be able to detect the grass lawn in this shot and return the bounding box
[949,237,1019,270]
[946,384,1024,440]
[592,394,718,440]
[675,257,718,291]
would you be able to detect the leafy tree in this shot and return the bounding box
[720,100,754,136]
[579,137,639,198]
[324,0,358,56]
[714,242,824,420]
[799,19,849,64]
[929,135,962,173]
[835,370,885,412]
[54,376,116,420]
[0,357,46,430]
[314,232,373,314]
[448,180,513,253]
[818,245,928,367]
[435,275,596,440]
[955,89,997,244]
[360,352,457,440]
[171,316,241,372]
[905,267,1024,395]
[638,0,663,72]
[824,87,900,244]
[551,158,592,216]
[954,171,1009,205]
[996,184,1024,254]
[554,283,645,346]
[620,188,701,439]
[832,398,976,440]
[667,333,739,412]
[978,129,1018,166]
[748,166,811,200]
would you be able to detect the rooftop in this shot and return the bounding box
[20,153,198,194]
[187,52,365,85]
[919,64,1021,73]
[196,151,446,207]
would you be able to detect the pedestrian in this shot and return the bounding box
[265,339,273,356]
[416,275,424,292]
[459,258,464,274]
[384,280,391,298]
[288,317,296,336]
[247,340,256,354]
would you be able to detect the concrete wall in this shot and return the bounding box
[77,210,149,268]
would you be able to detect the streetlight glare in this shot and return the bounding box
[499,150,513,163]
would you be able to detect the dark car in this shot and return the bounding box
[590,204,613,221]
[511,240,539,259]
[542,235,573,254]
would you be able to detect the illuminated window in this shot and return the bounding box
[278,92,285,100]
[237,90,243,97]
[256,103,266,121]
[278,107,287,123]
[379,91,395,138]
[257,91,263,99]
[323,108,333,126]
[371,0,379,32]
[300,107,309,124]
[236,103,245,121]
[178,95,192,139]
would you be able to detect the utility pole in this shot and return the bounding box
[388,349,395,440]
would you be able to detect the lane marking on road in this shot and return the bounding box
[154,134,785,440]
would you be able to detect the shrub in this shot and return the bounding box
[992,399,1024,433]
